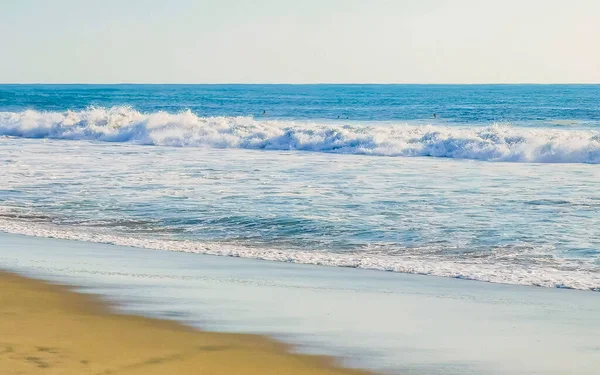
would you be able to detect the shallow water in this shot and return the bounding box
[1,138,600,290]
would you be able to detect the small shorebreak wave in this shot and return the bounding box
[0,218,598,292]
[2,106,600,163]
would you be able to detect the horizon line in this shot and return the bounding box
[1,82,600,85]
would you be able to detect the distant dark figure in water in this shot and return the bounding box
[262,110,267,116]
[433,113,437,119]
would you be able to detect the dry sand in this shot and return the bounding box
[0,271,373,375]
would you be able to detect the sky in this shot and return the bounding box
[1,0,599,84]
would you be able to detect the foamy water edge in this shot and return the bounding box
[1,220,598,292]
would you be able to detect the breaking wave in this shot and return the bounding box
[2,106,600,163]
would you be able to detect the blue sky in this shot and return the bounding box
[1,0,598,83]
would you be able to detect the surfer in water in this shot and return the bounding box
[262,110,267,116]
[433,113,437,119]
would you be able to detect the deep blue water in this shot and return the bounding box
[1,84,599,125]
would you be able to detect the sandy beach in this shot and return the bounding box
[0,270,371,375]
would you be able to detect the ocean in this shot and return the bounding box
[1,84,599,291]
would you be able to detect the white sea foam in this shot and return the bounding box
[1,219,598,292]
[1,107,600,163]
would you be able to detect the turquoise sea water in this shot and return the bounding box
[1,85,599,290]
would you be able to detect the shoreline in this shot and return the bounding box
[2,232,600,375]
[0,270,373,375]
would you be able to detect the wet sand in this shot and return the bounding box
[0,271,372,375]
[2,233,600,374]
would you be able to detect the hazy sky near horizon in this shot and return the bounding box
[1,0,599,83]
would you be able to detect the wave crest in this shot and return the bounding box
[2,107,600,163]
